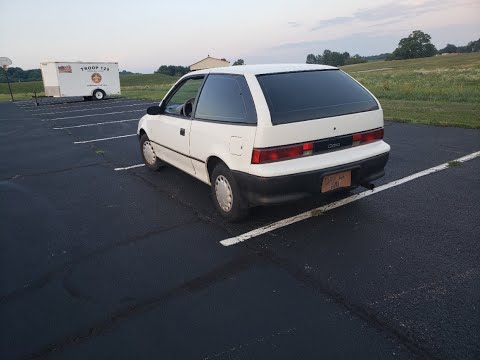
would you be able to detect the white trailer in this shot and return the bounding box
[40,61,121,100]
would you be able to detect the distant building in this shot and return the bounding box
[190,56,230,71]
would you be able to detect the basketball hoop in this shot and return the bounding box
[0,57,12,70]
[0,57,14,101]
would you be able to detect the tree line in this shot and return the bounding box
[306,51,367,66]
[0,67,42,83]
[0,67,139,83]
[154,59,245,76]
[305,31,480,66]
[154,65,190,77]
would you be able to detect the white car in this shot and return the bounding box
[137,64,390,220]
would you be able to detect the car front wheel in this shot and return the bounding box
[140,134,163,171]
[211,163,248,221]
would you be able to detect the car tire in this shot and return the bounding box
[93,89,105,100]
[211,163,248,221]
[140,134,163,171]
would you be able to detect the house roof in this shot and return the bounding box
[189,56,230,67]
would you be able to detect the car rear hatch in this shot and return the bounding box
[252,69,384,163]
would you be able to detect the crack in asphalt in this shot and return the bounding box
[22,254,257,360]
[202,327,297,359]
[128,169,238,237]
[0,220,199,305]
[61,268,95,303]
[254,247,446,360]
[0,162,110,181]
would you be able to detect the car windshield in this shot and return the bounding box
[257,70,379,125]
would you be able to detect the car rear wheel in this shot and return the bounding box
[211,163,248,221]
[140,134,163,171]
[93,89,105,100]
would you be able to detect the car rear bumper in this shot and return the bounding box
[232,151,389,205]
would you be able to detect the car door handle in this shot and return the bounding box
[180,128,185,136]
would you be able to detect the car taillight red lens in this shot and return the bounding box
[252,142,314,164]
[352,128,383,146]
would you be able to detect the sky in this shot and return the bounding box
[1,0,479,73]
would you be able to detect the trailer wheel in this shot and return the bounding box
[93,89,106,100]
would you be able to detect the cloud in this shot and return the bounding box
[246,22,480,64]
[287,21,301,28]
[270,32,396,54]
[311,0,452,31]
[310,16,352,30]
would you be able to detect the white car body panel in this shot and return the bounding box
[189,121,256,184]
[149,115,195,176]
[249,141,390,177]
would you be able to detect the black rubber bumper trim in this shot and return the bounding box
[232,152,390,205]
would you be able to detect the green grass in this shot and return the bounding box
[342,52,480,128]
[0,81,44,101]
[448,160,463,167]
[119,73,178,101]
[2,53,479,128]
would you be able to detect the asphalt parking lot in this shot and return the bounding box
[1,97,479,360]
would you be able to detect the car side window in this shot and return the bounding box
[164,77,204,117]
[194,75,256,124]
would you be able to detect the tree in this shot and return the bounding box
[233,59,245,66]
[0,67,42,83]
[439,44,457,54]
[306,54,317,64]
[392,30,437,60]
[465,38,480,52]
[154,65,189,77]
[345,54,368,65]
[305,50,354,66]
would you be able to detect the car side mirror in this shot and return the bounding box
[147,105,162,115]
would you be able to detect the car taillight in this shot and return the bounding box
[352,128,383,146]
[252,142,314,164]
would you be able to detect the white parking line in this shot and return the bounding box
[220,151,480,247]
[74,134,136,144]
[53,118,138,130]
[42,110,144,121]
[33,102,149,115]
[25,99,140,112]
[114,164,145,171]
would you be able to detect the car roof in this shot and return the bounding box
[190,63,338,76]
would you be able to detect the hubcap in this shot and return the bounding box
[142,141,157,165]
[95,92,103,99]
[215,175,233,212]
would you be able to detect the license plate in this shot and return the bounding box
[321,170,352,193]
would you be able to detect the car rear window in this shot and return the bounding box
[257,70,379,125]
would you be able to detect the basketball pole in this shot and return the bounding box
[2,66,14,101]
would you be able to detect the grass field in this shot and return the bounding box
[341,52,480,128]
[119,73,178,100]
[1,53,479,128]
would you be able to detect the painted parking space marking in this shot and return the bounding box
[42,110,144,121]
[114,164,145,171]
[220,151,480,247]
[53,118,138,130]
[23,98,140,111]
[74,133,136,144]
[32,102,149,115]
